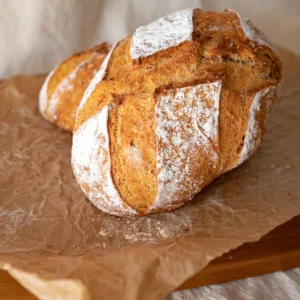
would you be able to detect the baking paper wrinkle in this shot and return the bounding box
[0,47,300,300]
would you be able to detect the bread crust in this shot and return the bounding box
[72,9,282,215]
[39,43,110,131]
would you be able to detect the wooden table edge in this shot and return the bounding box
[178,214,300,290]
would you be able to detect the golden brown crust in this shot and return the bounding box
[47,45,104,100]
[41,43,110,131]
[73,9,283,215]
[76,11,281,129]
[218,89,254,171]
[108,95,157,213]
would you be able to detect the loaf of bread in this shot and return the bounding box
[39,43,110,131]
[71,9,282,216]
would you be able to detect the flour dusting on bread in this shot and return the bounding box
[47,61,85,118]
[152,81,221,210]
[238,87,276,165]
[130,9,194,60]
[72,106,136,216]
[48,51,105,118]
[78,45,115,112]
[39,68,56,116]
[229,9,272,48]
[70,8,282,216]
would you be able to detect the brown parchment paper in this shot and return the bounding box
[0,46,300,300]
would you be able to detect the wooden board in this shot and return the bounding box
[1,215,299,299]
[178,215,300,290]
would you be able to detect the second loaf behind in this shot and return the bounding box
[39,43,110,131]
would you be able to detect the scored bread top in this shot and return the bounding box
[73,9,282,215]
[76,9,281,129]
[130,9,194,59]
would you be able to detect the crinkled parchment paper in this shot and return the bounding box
[0,47,299,300]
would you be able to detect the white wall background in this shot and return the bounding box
[0,0,300,78]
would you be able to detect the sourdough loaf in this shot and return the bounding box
[39,43,110,131]
[72,9,282,216]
